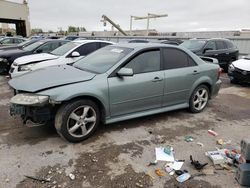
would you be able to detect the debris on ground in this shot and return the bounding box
[208,130,218,136]
[24,175,50,183]
[148,160,157,166]
[68,173,75,180]
[176,173,191,183]
[155,169,165,177]
[217,139,225,145]
[190,155,208,170]
[184,136,194,142]
[155,147,174,162]
[197,142,204,147]
[206,150,225,165]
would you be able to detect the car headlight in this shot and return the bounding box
[0,58,8,63]
[10,94,49,106]
[228,64,235,72]
[19,64,35,71]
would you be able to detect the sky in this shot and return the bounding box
[7,0,250,32]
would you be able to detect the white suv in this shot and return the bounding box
[10,40,114,78]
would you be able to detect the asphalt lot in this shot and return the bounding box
[0,74,250,188]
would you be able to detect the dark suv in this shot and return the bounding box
[180,38,239,71]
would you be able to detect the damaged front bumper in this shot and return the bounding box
[9,93,54,126]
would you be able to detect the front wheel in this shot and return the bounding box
[55,99,100,143]
[189,85,209,113]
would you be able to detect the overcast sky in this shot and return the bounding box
[8,0,250,32]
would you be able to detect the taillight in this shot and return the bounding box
[217,68,222,80]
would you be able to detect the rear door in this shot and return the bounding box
[215,40,229,63]
[108,49,164,116]
[162,48,200,106]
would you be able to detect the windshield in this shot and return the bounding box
[50,42,78,56]
[180,40,206,51]
[17,40,34,47]
[73,46,133,73]
[23,41,45,51]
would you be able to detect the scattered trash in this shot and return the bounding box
[197,142,204,147]
[148,160,158,166]
[165,161,184,171]
[217,139,225,145]
[155,147,174,162]
[155,169,165,177]
[184,136,194,142]
[190,155,208,170]
[176,173,191,183]
[206,151,225,165]
[175,170,184,176]
[24,175,50,183]
[5,178,9,183]
[146,173,155,179]
[208,130,218,136]
[69,173,75,180]
[135,182,144,187]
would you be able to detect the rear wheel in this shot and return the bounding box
[189,85,209,113]
[55,99,100,142]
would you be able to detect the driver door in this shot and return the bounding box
[108,49,164,117]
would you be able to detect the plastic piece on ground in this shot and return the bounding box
[197,142,204,147]
[208,130,218,136]
[185,136,194,142]
[217,139,225,145]
[155,169,165,177]
[176,173,191,183]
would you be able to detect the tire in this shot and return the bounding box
[189,85,209,113]
[55,99,100,143]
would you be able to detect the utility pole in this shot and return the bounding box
[130,13,168,36]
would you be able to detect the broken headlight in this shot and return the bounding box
[228,64,235,72]
[10,93,49,106]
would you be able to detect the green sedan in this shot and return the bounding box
[9,43,221,142]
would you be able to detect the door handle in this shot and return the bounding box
[192,70,200,75]
[152,77,163,82]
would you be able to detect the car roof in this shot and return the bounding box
[38,39,69,43]
[110,42,177,50]
[190,38,231,42]
[72,39,114,45]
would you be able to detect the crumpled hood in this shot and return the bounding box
[9,65,96,92]
[232,58,250,71]
[14,53,59,65]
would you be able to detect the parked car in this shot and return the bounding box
[128,39,149,43]
[0,37,26,47]
[0,39,39,51]
[10,40,114,78]
[180,38,239,72]
[158,39,183,45]
[9,43,221,142]
[0,39,69,74]
[64,36,80,41]
[228,55,250,84]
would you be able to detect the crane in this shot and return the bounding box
[101,15,128,36]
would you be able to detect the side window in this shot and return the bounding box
[163,48,190,69]
[226,41,234,49]
[36,43,52,53]
[1,38,12,44]
[204,41,216,50]
[188,57,197,66]
[99,42,111,48]
[75,42,98,56]
[216,41,226,50]
[125,50,160,74]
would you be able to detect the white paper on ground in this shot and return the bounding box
[166,161,184,170]
[155,147,174,162]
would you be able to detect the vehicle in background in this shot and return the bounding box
[228,55,250,84]
[29,35,45,40]
[128,39,149,43]
[9,43,221,142]
[46,36,61,39]
[0,39,39,51]
[10,40,114,77]
[0,37,26,47]
[180,38,239,72]
[64,36,80,41]
[0,39,69,74]
[158,39,183,45]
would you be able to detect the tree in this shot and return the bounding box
[68,26,86,33]
[31,28,43,35]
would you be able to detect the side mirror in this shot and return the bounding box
[71,51,80,57]
[117,68,134,77]
[203,48,213,54]
[36,49,43,53]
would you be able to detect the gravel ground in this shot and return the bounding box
[0,74,249,188]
